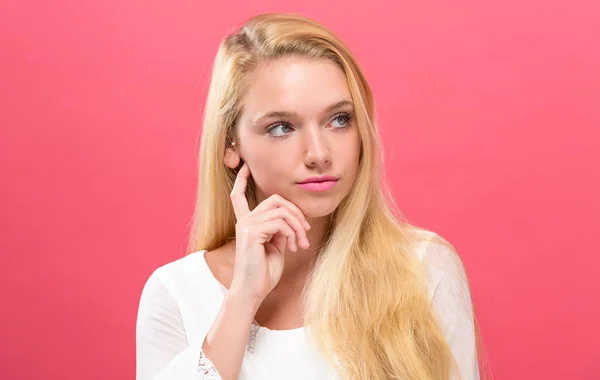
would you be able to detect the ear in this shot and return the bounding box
[224,144,241,169]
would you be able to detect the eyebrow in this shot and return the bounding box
[254,100,354,124]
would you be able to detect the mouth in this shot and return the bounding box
[296,178,339,192]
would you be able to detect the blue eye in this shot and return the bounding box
[267,122,294,138]
[331,113,352,128]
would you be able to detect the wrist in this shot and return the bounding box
[225,288,263,317]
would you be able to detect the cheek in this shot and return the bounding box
[339,131,361,166]
[248,150,294,190]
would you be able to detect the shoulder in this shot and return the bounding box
[143,250,212,302]
[137,250,224,346]
[411,230,480,379]
[409,228,471,303]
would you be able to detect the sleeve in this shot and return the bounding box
[136,271,222,380]
[423,238,480,380]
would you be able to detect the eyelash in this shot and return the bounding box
[266,112,353,139]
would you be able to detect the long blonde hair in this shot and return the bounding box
[188,13,480,380]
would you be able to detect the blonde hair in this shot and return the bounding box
[188,13,482,380]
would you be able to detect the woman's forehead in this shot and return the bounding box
[241,57,352,120]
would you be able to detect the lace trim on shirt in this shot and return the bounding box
[246,323,259,354]
[197,350,221,379]
[197,323,259,378]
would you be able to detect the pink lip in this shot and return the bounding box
[298,175,339,184]
[297,180,338,192]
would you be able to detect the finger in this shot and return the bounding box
[253,194,310,231]
[261,218,297,252]
[230,162,251,219]
[270,233,289,254]
[254,208,305,250]
[255,208,309,250]
[259,220,297,253]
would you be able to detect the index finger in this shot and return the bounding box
[230,161,251,219]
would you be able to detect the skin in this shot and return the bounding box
[209,55,361,329]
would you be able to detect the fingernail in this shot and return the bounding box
[304,221,311,230]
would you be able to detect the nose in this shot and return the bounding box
[303,125,332,168]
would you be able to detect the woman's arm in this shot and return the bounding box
[136,270,261,380]
[136,270,214,379]
[424,237,480,380]
[201,290,261,380]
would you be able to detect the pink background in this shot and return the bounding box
[1,1,598,379]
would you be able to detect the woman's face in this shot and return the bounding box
[225,56,361,219]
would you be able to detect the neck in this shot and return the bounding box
[278,214,328,282]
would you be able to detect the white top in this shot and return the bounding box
[136,232,480,380]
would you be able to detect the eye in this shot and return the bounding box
[330,113,352,128]
[267,121,294,138]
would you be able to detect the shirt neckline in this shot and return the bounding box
[198,249,306,336]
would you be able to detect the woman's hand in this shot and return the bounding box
[228,162,311,304]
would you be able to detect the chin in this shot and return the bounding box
[296,199,339,219]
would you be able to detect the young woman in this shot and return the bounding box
[136,13,481,380]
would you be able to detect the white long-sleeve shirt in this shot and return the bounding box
[136,231,480,379]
